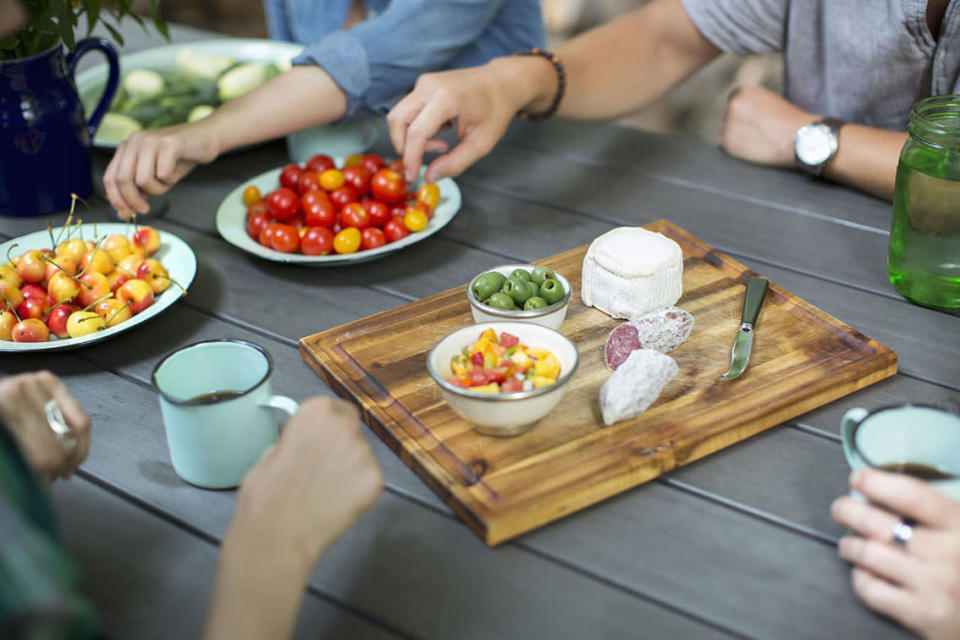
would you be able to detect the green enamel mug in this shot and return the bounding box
[841,404,960,501]
[152,340,298,489]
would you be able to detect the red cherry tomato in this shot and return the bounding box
[247,211,273,239]
[340,202,370,229]
[383,217,409,243]
[266,188,301,221]
[301,189,329,208]
[246,200,269,222]
[258,224,277,248]
[361,199,390,227]
[329,186,358,210]
[279,164,303,191]
[298,171,324,195]
[387,159,405,174]
[341,166,371,197]
[371,169,407,205]
[269,224,300,253]
[360,227,386,250]
[301,227,335,256]
[408,201,432,220]
[303,199,337,228]
[361,154,385,176]
[305,154,335,174]
[389,204,407,219]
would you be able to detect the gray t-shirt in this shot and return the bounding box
[680,0,960,130]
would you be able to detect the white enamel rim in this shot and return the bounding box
[467,264,571,319]
[76,38,304,148]
[215,166,462,266]
[0,223,197,352]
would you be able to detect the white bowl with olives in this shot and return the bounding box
[467,264,571,329]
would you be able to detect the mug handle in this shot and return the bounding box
[841,407,870,470]
[66,37,120,140]
[259,395,299,421]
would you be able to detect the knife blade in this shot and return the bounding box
[719,276,769,381]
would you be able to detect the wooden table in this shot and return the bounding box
[2,24,957,639]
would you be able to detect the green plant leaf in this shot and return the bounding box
[148,0,169,39]
[50,0,75,51]
[102,19,124,47]
[85,0,101,36]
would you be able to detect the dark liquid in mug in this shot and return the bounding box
[189,390,243,403]
[879,462,954,480]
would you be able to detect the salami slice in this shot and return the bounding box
[604,323,641,370]
[604,306,694,370]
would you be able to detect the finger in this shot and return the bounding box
[850,567,924,632]
[386,94,426,161]
[51,382,91,470]
[103,146,135,219]
[424,138,450,154]
[155,139,180,184]
[133,138,170,196]
[424,134,494,184]
[838,535,923,589]
[402,98,458,183]
[853,469,960,529]
[112,137,152,214]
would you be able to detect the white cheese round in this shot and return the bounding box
[581,227,683,319]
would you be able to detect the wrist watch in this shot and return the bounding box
[793,117,845,176]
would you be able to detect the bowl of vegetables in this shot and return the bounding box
[426,323,579,437]
[467,265,571,329]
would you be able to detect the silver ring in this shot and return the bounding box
[892,521,913,548]
[45,399,77,457]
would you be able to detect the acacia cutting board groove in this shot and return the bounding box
[300,221,897,545]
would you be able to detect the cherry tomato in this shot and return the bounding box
[340,202,370,229]
[329,186,358,210]
[242,185,262,207]
[403,206,428,232]
[333,227,362,254]
[389,204,407,219]
[371,169,407,204]
[301,227,334,256]
[247,211,272,239]
[246,200,269,222]
[343,153,364,167]
[341,166,371,197]
[383,217,409,243]
[360,227,386,250]
[289,215,305,230]
[319,169,345,191]
[298,171,324,195]
[407,201,432,220]
[279,164,303,191]
[305,154,335,174]
[388,159,405,174]
[301,189,329,208]
[267,188,301,221]
[269,224,300,253]
[258,224,277,248]
[303,199,337,228]
[417,183,440,211]
[361,154,385,176]
[361,199,390,227]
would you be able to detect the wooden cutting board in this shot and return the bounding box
[300,220,896,545]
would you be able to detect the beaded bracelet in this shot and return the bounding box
[512,47,566,121]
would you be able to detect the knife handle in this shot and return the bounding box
[742,277,769,326]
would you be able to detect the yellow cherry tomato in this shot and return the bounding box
[403,207,428,232]
[333,227,361,254]
[319,169,345,191]
[343,153,364,167]
[242,185,262,207]
[417,183,440,211]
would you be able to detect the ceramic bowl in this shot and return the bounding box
[466,264,571,330]
[426,322,579,437]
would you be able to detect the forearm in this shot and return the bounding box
[824,125,907,201]
[202,66,348,155]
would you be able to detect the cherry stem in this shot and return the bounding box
[0,291,21,322]
[5,243,19,266]
[74,235,107,279]
[150,274,188,297]
[81,294,112,313]
[104,301,131,326]
[46,221,56,253]
[55,198,78,246]
[71,193,97,239]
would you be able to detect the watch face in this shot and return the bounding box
[795,123,837,166]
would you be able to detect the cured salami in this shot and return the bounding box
[604,306,694,370]
[599,349,678,426]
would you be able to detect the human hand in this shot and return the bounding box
[0,371,91,482]
[719,85,816,167]
[831,469,960,640]
[102,122,221,219]
[227,396,383,571]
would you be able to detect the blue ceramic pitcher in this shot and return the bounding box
[0,38,119,217]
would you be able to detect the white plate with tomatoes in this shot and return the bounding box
[0,223,197,352]
[215,155,462,265]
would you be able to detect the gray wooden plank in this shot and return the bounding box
[53,477,402,640]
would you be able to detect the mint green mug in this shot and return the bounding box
[152,340,298,489]
[841,404,960,501]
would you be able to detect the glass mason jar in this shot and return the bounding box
[888,95,960,309]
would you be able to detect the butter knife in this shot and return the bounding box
[719,276,769,381]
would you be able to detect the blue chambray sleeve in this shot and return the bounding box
[680,0,788,55]
[292,0,514,119]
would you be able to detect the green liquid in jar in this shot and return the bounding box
[888,144,960,309]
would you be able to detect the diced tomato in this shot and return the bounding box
[485,366,510,383]
[446,376,467,388]
[500,378,524,393]
[470,351,484,367]
[499,332,519,348]
[469,370,488,386]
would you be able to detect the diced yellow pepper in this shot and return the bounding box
[526,347,552,361]
[479,328,497,343]
[510,350,532,369]
[530,375,556,388]
[472,337,493,355]
[533,353,561,379]
[451,355,472,377]
[471,383,500,393]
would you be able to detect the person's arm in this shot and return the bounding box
[387,0,721,182]
[203,397,382,640]
[719,85,906,201]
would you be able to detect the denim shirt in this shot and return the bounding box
[263,0,545,120]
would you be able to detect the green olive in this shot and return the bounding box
[539,278,565,305]
[530,266,556,286]
[502,277,536,305]
[510,268,532,282]
[472,272,506,302]
[524,296,548,310]
[486,292,516,310]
